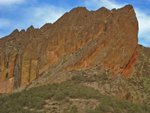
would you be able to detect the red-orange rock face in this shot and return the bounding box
[0,5,138,93]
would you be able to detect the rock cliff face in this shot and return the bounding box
[0,5,139,93]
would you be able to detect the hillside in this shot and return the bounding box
[0,4,150,113]
[0,76,150,113]
[0,4,139,93]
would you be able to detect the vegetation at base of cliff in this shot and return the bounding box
[0,79,150,113]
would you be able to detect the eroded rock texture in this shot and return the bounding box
[0,5,139,93]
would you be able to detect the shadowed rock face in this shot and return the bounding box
[0,5,139,93]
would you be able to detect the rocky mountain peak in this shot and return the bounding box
[0,5,141,93]
[96,7,110,13]
[121,4,133,10]
[10,29,19,36]
[27,25,35,32]
[70,7,88,13]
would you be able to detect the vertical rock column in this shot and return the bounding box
[13,53,22,89]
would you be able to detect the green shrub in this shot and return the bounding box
[0,80,150,113]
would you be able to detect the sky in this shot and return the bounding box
[0,0,150,47]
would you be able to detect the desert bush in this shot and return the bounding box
[0,80,150,113]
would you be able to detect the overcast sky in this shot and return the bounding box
[0,0,150,47]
